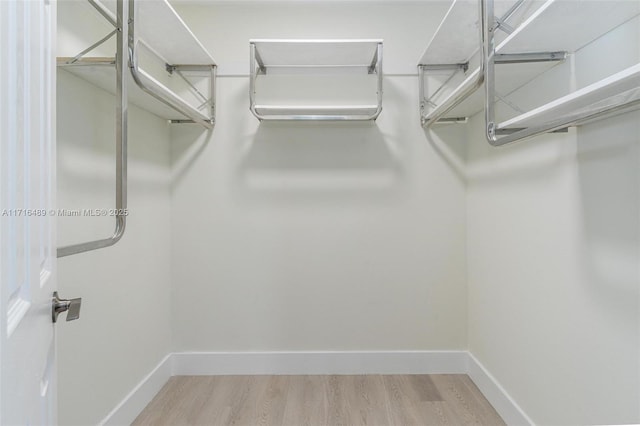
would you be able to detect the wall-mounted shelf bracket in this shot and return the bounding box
[437,117,469,124]
[418,0,640,145]
[421,63,469,73]
[249,39,383,121]
[418,15,568,128]
[494,52,567,64]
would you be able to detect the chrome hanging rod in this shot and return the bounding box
[58,0,128,258]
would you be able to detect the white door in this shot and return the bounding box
[0,0,58,425]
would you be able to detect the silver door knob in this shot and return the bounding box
[52,291,82,323]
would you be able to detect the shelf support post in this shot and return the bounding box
[484,0,498,142]
[374,41,383,119]
[57,0,128,257]
[419,63,471,126]
[249,42,261,119]
[165,64,217,126]
[210,65,217,124]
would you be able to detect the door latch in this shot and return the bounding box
[52,292,82,323]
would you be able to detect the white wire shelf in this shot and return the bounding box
[58,58,211,123]
[251,39,382,72]
[58,0,216,126]
[97,0,215,66]
[420,0,640,125]
[498,63,640,129]
[250,39,384,121]
[418,0,537,65]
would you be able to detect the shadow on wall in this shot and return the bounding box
[462,114,581,185]
[58,70,171,188]
[576,110,640,300]
[170,124,213,187]
[425,123,469,184]
[422,116,577,186]
[57,70,173,246]
[231,121,406,205]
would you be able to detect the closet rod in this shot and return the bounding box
[58,0,128,258]
[482,0,640,146]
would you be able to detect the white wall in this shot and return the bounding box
[56,70,173,425]
[57,2,174,423]
[169,1,469,352]
[466,15,640,425]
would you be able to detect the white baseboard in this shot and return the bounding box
[467,352,534,426]
[99,354,172,426]
[171,350,469,375]
[100,350,531,426]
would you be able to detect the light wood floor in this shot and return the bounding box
[132,375,505,426]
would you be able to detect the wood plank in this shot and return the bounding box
[431,374,506,425]
[189,376,238,426]
[133,374,505,426]
[282,376,328,426]
[325,375,352,426]
[133,376,211,426]
[343,375,391,426]
[383,375,430,425]
[419,401,468,425]
[254,376,289,426]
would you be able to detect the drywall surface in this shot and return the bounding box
[56,70,173,425]
[466,17,640,425]
[169,2,468,352]
[174,1,450,76]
